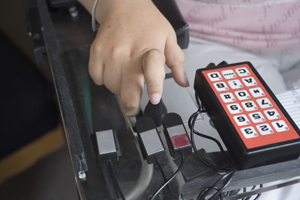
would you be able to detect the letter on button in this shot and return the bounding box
[208,72,222,81]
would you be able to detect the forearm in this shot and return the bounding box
[77,0,154,24]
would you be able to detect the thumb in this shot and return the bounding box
[142,49,166,105]
[165,36,189,87]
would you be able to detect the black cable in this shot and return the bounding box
[188,110,233,170]
[223,188,241,198]
[107,160,126,200]
[191,93,238,200]
[195,92,205,111]
[208,170,235,199]
[191,94,264,200]
[209,119,216,129]
[190,111,235,199]
[195,92,201,108]
[155,156,175,200]
[223,184,263,199]
[189,110,223,170]
[196,170,236,200]
[150,152,185,200]
[241,184,264,200]
[192,93,225,158]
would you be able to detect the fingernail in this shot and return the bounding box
[150,93,161,105]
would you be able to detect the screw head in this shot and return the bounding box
[78,170,86,179]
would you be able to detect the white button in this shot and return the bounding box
[241,127,258,138]
[264,109,281,120]
[235,90,251,100]
[248,112,265,123]
[272,120,289,132]
[249,87,265,97]
[222,70,237,79]
[220,93,236,103]
[228,80,243,89]
[256,98,273,109]
[241,101,258,111]
[233,115,251,126]
[236,67,251,77]
[256,123,274,135]
[227,103,243,114]
[213,82,229,91]
[242,77,257,86]
[207,72,222,81]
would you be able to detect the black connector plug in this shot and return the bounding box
[135,117,166,164]
[162,113,192,158]
[144,99,168,127]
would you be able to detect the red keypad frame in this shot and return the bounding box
[203,64,299,149]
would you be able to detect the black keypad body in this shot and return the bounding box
[194,62,300,169]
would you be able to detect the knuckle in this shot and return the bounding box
[110,46,130,59]
[177,58,185,68]
[122,98,139,115]
[122,95,139,110]
[149,74,165,84]
[123,100,138,111]
[168,31,177,41]
[178,51,185,62]
[146,49,164,61]
[168,51,185,69]
[177,47,185,59]
[90,40,103,54]
[145,68,165,83]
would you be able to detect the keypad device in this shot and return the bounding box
[194,62,300,169]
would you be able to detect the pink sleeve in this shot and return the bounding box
[175,0,300,53]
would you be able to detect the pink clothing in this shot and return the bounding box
[175,0,300,53]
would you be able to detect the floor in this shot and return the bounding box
[0,145,78,200]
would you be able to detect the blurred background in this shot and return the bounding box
[0,0,78,199]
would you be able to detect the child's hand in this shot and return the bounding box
[88,0,189,116]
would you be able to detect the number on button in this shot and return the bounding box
[241,127,258,138]
[249,112,265,123]
[235,90,251,100]
[264,109,280,120]
[272,120,289,132]
[241,101,258,111]
[256,98,272,109]
[256,123,274,135]
[227,103,243,114]
[234,115,250,126]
